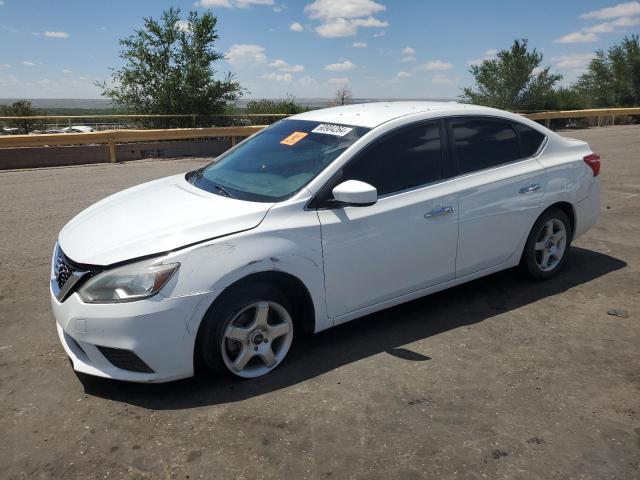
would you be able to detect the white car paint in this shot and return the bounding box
[59,174,274,265]
[51,102,601,382]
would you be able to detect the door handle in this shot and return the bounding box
[424,206,455,219]
[519,183,540,194]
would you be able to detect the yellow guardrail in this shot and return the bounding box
[523,107,640,126]
[0,113,289,121]
[0,126,266,163]
[0,108,638,164]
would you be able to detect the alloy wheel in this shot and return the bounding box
[534,218,567,272]
[220,301,293,378]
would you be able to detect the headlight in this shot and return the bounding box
[77,259,180,303]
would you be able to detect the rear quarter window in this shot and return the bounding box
[450,117,520,174]
[514,123,546,157]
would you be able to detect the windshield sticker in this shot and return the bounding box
[280,131,308,146]
[311,124,353,137]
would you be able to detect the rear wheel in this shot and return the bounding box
[520,208,572,280]
[200,284,294,378]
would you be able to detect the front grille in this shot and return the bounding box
[96,346,155,373]
[53,246,97,302]
[54,249,75,289]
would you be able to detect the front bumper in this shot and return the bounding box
[51,282,215,383]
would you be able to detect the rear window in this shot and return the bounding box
[450,118,520,174]
[514,123,545,157]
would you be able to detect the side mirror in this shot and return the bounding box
[331,180,377,207]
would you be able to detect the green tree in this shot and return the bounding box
[546,87,588,111]
[576,35,640,107]
[245,94,306,115]
[461,39,562,111]
[98,7,243,127]
[0,100,44,134]
[243,93,307,124]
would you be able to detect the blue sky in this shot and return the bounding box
[0,0,639,99]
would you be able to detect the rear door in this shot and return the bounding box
[448,117,548,277]
[316,120,459,320]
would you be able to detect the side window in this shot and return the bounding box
[340,122,443,196]
[450,117,520,174]
[514,123,545,157]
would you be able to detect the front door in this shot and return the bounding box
[316,120,459,319]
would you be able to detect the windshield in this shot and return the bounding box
[186,119,370,202]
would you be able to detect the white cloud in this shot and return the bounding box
[328,77,349,84]
[22,61,36,66]
[612,15,640,26]
[555,31,599,43]
[581,17,640,33]
[580,1,640,19]
[282,65,305,73]
[44,31,69,39]
[305,0,388,37]
[290,22,304,32]
[315,16,388,37]
[324,60,357,71]
[305,0,385,19]
[261,72,293,82]
[420,60,453,71]
[175,20,192,32]
[557,5,640,44]
[196,0,275,8]
[269,59,288,68]
[584,22,616,33]
[298,75,318,87]
[269,59,304,72]
[196,0,232,7]
[235,0,274,7]
[62,69,72,74]
[400,46,416,63]
[432,74,459,85]
[395,71,411,79]
[466,48,498,66]
[372,30,386,37]
[551,53,595,69]
[226,44,267,64]
[351,41,367,47]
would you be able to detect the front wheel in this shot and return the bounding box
[520,208,572,280]
[199,284,294,378]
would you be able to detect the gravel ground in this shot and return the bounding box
[0,125,638,479]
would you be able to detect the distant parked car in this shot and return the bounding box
[50,102,601,383]
[61,125,94,133]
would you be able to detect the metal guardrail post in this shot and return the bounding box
[108,141,117,163]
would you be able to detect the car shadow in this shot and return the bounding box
[78,246,626,410]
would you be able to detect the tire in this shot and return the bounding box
[519,208,572,280]
[199,283,294,378]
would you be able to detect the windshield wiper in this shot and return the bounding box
[213,184,233,198]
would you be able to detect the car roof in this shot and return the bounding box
[290,101,471,128]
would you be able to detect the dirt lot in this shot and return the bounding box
[0,125,639,479]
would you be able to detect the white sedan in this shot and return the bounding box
[50,102,601,382]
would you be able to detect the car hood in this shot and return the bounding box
[58,174,274,266]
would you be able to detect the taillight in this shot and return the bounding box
[584,153,601,177]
